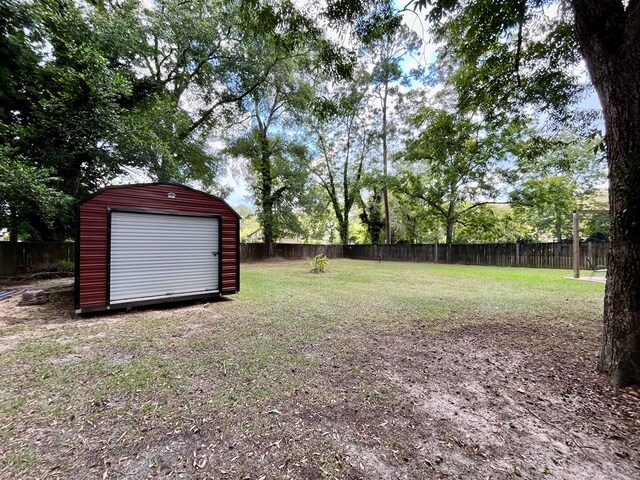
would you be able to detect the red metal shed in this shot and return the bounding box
[74,182,239,313]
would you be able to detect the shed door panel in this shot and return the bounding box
[110,212,219,304]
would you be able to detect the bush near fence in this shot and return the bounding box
[0,241,609,277]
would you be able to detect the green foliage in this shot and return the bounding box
[0,0,616,251]
[311,253,329,273]
[389,193,440,243]
[57,260,74,272]
[0,0,40,134]
[93,0,293,188]
[510,134,607,242]
[229,128,310,239]
[0,0,132,239]
[1,0,356,240]
[510,176,576,242]
[419,0,592,129]
[0,153,71,241]
[240,214,262,243]
[516,133,606,186]
[453,204,531,243]
[394,106,515,243]
[581,190,610,241]
[365,22,424,243]
[359,187,385,244]
[295,185,338,243]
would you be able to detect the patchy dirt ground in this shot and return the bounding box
[0,277,74,327]
[349,321,640,479]
[0,273,638,479]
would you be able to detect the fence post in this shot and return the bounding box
[515,242,520,267]
[572,211,580,278]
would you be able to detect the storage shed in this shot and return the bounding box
[74,182,239,313]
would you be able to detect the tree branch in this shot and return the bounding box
[514,1,525,88]
[254,96,264,132]
[186,59,279,135]
[625,0,640,52]
[397,183,448,218]
[458,201,510,215]
[269,185,288,202]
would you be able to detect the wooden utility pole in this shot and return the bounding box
[573,211,580,278]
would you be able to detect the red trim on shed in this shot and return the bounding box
[75,182,239,311]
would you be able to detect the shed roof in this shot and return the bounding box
[78,182,240,218]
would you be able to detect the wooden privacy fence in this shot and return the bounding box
[346,242,609,270]
[0,241,609,276]
[241,243,344,262]
[0,242,75,276]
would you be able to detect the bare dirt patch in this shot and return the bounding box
[300,320,640,479]
[0,277,75,327]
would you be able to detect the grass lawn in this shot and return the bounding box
[0,259,638,479]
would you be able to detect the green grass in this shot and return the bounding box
[0,259,606,478]
[237,259,603,327]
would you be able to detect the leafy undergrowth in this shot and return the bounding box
[0,260,637,479]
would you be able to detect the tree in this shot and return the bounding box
[388,193,440,244]
[93,0,295,187]
[0,153,70,242]
[226,53,314,256]
[367,21,423,244]
[311,74,376,244]
[1,0,354,239]
[510,134,606,242]
[296,185,338,243]
[510,177,577,242]
[581,189,610,241]
[0,0,39,146]
[395,107,509,254]
[1,0,132,239]
[228,123,310,256]
[453,204,531,243]
[359,185,385,244]
[408,0,640,386]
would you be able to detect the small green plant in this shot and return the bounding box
[57,260,74,272]
[311,253,328,273]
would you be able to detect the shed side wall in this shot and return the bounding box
[78,184,238,309]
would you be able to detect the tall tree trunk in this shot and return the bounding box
[445,220,454,263]
[339,218,349,245]
[382,82,392,245]
[259,135,275,258]
[573,0,640,386]
[445,220,454,245]
[262,199,275,258]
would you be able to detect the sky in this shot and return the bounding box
[224,166,250,207]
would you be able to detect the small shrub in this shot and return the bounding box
[57,260,74,272]
[311,253,328,273]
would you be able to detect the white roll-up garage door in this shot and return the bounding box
[109,211,219,305]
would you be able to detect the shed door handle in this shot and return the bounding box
[211,252,218,257]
